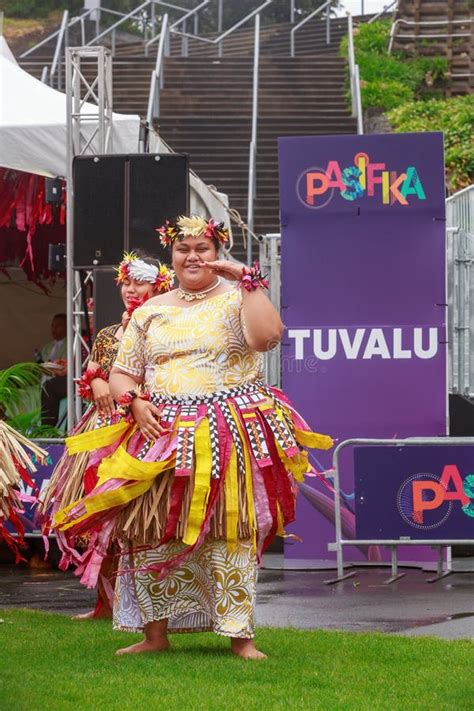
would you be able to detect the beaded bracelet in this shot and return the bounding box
[116,388,150,420]
[77,367,108,401]
[239,261,269,292]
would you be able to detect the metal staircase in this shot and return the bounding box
[18,2,361,261]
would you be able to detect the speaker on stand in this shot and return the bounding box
[71,151,190,345]
[73,153,189,268]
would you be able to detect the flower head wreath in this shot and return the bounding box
[156,215,229,248]
[115,252,175,292]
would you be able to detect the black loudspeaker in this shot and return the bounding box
[93,268,124,338]
[48,243,66,272]
[73,154,189,268]
[45,177,63,204]
[73,156,125,267]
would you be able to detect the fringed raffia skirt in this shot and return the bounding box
[53,380,333,634]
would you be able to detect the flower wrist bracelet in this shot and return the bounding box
[117,388,150,420]
[239,261,269,292]
[77,367,108,401]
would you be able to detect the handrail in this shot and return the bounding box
[145,0,210,53]
[85,0,151,47]
[367,0,398,25]
[85,0,191,48]
[347,13,363,135]
[290,0,334,58]
[50,9,69,89]
[20,1,191,59]
[389,17,473,53]
[168,0,274,50]
[146,13,169,126]
[247,13,261,263]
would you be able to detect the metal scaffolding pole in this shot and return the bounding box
[65,46,114,429]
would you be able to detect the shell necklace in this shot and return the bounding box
[177,277,222,302]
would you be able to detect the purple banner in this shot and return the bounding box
[6,443,64,536]
[278,133,447,562]
[355,446,474,539]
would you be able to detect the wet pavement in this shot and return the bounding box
[1,558,473,640]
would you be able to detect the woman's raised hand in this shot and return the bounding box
[130,398,168,441]
[203,259,244,282]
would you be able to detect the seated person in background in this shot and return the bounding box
[39,313,67,427]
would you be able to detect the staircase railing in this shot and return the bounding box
[388,17,473,55]
[146,13,170,126]
[144,0,210,57]
[20,1,190,61]
[50,9,69,90]
[162,0,274,57]
[290,0,335,58]
[146,0,274,125]
[367,0,399,25]
[346,13,363,135]
[247,12,261,263]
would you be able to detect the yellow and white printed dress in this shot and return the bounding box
[54,289,332,637]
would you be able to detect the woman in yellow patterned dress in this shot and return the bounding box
[54,216,332,659]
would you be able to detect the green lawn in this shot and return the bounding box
[1,609,473,710]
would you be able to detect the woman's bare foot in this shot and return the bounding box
[71,608,112,621]
[115,638,170,656]
[231,638,267,660]
[116,619,170,656]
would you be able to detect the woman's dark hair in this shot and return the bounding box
[133,248,165,268]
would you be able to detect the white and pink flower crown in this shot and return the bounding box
[156,215,229,248]
[115,252,175,292]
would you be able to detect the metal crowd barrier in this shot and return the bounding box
[325,437,474,585]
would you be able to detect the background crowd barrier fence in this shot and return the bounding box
[326,437,474,585]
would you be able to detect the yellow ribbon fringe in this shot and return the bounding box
[183,418,212,546]
[224,445,239,553]
[65,420,132,455]
[295,428,334,451]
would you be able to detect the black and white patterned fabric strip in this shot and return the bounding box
[208,404,221,479]
[175,404,198,477]
[218,400,246,477]
[150,379,265,407]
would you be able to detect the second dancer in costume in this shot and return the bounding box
[40,252,174,618]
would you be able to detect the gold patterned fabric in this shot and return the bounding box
[90,323,121,375]
[114,537,256,637]
[115,291,263,396]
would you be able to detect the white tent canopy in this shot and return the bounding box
[0,36,140,178]
[0,36,230,235]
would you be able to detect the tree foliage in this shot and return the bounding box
[340,20,448,112]
[388,95,474,191]
[340,19,473,191]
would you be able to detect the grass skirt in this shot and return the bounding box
[53,380,332,590]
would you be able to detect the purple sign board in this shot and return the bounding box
[355,446,474,539]
[278,133,447,563]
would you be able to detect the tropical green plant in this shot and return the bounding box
[6,410,61,439]
[0,362,43,414]
[0,362,61,438]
